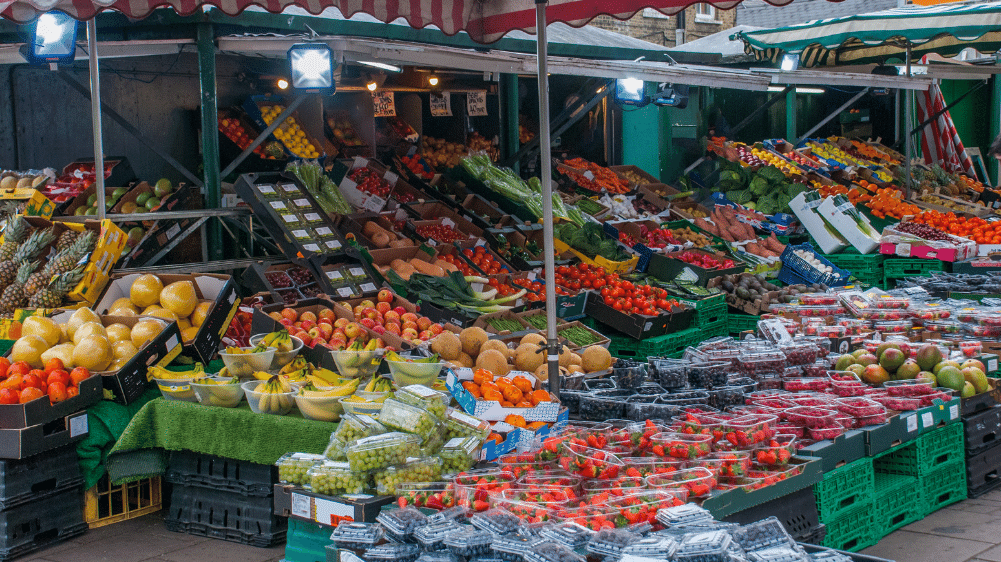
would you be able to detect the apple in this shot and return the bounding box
[296,332,313,347]
[376,302,391,315]
[385,323,401,336]
[417,317,432,331]
[334,318,349,329]
[359,300,376,309]
[429,323,444,335]
[318,324,333,338]
[359,318,376,329]
[318,308,335,322]
[402,327,419,339]
[377,290,393,303]
[300,319,316,331]
[361,307,379,321]
[344,322,363,339]
[318,318,333,327]
[308,327,322,340]
[393,307,406,317]
[418,330,433,340]
[280,318,294,328]
[384,311,401,324]
[353,306,365,319]
[333,328,346,340]
[401,312,419,324]
[300,311,317,323]
[268,312,283,322]
[372,325,386,335]
[402,320,419,332]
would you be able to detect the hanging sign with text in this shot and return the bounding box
[467,91,488,116]
[373,92,396,117]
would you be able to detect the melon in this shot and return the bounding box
[581,346,612,372]
[475,349,509,376]
[430,331,461,361]
[514,343,545,373]
[520,333,546,347]
[459,327,489,357]
[479,339,510,359]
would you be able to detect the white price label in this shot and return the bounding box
[349,267,365,277]
[166,224,181,238]
[282,214,299,224]
[442,218,455,228]
[430,92,452,116]
[303,243,320,252]
[950,405,959,420]
[325,240,342,250]
[905,414,918,433]
[360,283,377,293]
[363,195,387,212]
[373,91,396,117]
[337,287,354,297]
[314,497,354,526]
[467,91,488,116]
[896,243,911,257]
[583,171,595,181]
[69,414,88,438]
[326,270,344,280]
[257,185,275,194]
[921,412,934,429]
[293,198,310,208]
[383,171,398,186]
[304,212,321,222]
[989,358,998,372]
[291,492,310,518]
[281,183,299,193]
[316,227,333,236]
[291,230,308,239]
[270,201,287,210]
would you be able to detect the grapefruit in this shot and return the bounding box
[160,280,197,318]
[21,316,61,347]
[131,319,164,348]
[109,297,138,315]
[105,323,132,344]
[66,307,101,340]
[73,322,107,345]
[10,335,48,368]
[191,301,213,328]
[71,335,112,371]
[130,274,163,308]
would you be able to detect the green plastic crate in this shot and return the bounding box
[680,294,727,327]
[921,459,967,515]
[884,258,945,280]
[814,457,875,522]
[820,251,886,274]
[701,320,728,340]
[606,327,699,360]
[873,473,921,537]
[874,424,964,477]
[0,340,13,357]
[822,502,876,553]
[728,313,760,335]
[284,518,334,562]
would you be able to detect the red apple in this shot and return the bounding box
[359,318,376,329]
[384,311,401,324]
[418,330,433,340]
[377,289,393,303]
[300,319,316,331]
[401,312,419,324]
[359,300,376,309]
[300,311,317,323]
[402,320,419,332]
[344,322,363,339]
[402,327,419,339]
[429,323,444,335]
[376,302,391,315]
[318,308,335,322]
[385,323,401,336]
[318,324,333,338]
[372,325,386,335]
[361,307,379,321]
[268,311,283,322]
[280,318,294,328]
[393,306,406,317]
[319,318,333,327]
[334,318,349,329]
[417,317,432,331]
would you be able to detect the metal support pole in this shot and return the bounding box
[197,23,223,261]
[535,1,559,398]
[795,88,869,146]
[86,20,106,221]
[220,97,306,178]
[992,75,1001,186]
[785,88,797,141]
[905,45,913,197]
[500,74,520,167]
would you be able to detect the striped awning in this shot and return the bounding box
[1,0,840,43]
[735,1,1001,67]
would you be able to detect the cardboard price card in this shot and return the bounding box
[430,93,452,117]
[373,91,396,117]
[467,91,487,116]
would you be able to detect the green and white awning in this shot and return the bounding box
[734,1,1001,67]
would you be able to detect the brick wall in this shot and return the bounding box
[587,5,736,47]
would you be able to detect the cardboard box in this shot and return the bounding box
[338,157,399,212]
[61,185,121,217]
[0,411,89,459]
[584,295,693,340]
[120,217,199,268]
[610,165,658,186]
[110,181,192,215]
[818,197,880,254]
[446,367,561,422]
[0,188,55,220]
[0,371,101,429]
[514,408,568,450]
[552,238,639,275]
[789,193,849,255]
[45,313,183,405]
[273,483,394,527]
[647,248,747,286]
[879,220,976,263]
[95,273,238,364]
[460,194,513,230]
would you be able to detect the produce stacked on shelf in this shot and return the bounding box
[218,115,284,160]
[259,104,321,159]
[559,158,632,195]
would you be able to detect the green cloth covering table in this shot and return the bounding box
[105,397,337,485]
[76,388,161,490]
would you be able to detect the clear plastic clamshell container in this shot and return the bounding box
[440,436,482,474]
[276,452,324,486]
[490,534,545,562]
[655,504,714,528]
[752,435,796,467]
[373,456,443,495]
[378,399,440,440]
[798,293,839,306]
[443,528,495,557]
[328,521,384,550]
[746,545,811,562]
[779,342,819,366]
[883,379,935,397]
[524,542,585,562]
[307,460,369,495]
[540,522,594,549]
[730,516,796,551]
[622,536,679,560]
[376,507,428,542]
[443,408,491,442]
[395,385,449,419]
[737,348,786,378]
[586,528,640,558]
[470,509,523,535]
[415,520,464,551]
[364,543,421,562]
[783,378,829,392]
[871,296,910,309]
[674,530,733,562]
[345,432,420,472]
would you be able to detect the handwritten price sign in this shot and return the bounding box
[467,91,487,116]
[373,91,396,116]
[430,93,452,116]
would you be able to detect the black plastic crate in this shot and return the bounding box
[967,445,1001,498]
[165,484,286,547]
[0,445,82,510]
[165,451,276,497]
[0,486,86,561]
[805,524,826,546]
[723,485,819,541]
[964,406,1001,456]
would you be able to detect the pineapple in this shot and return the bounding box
[46,231,95,277]
[0,217,30,262]
[22,269,47,297]
[27,267,84,309]
[56,229,79,252]
[0,261,38,314]
[0,228,56,288]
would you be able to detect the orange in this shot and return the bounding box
[487,432,504,445]
[512,376,533,394]
[502,385,523,403]
[527,421,547,430]
[505,414,527,428]
[532,389,551,404]
[501,401,514,408]
[482,388,503,402]
[473,369,493,385]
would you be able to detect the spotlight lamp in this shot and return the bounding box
[366,81,378,92]
[428,75,439,87]
[24,11,78,66]
[614,78,648,108]
[276,78,289,90]
[288,43,336,93]
[780,53,800,72]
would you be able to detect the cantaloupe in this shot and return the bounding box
[479,339,510,359]
[534,364,568,382]
[558,345,572,367]
[581,346,612,372]
[430,331,461,361]
[520,333,546,347]
[569,353,582,366]
[567,364,584,374]
[476,349,509,376]
[457,352,474,368]
[460,327,489,357]
[514,343,545,373]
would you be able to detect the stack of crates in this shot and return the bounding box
[728,313,760,336]
[164,451,286,547]
[874,423,966,518]
[680,294,727,340]
[821,251,886,289]
[605,327,699,360]
[812,458,876,552]
[882,258,945,288]
[0,445,87,560]
[285,519,335,562]
[962,404,1001,497]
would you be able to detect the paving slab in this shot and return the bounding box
[862,530,992,562]
[902,508,1001,543]
[944,499,1001,515]
[966,544,1001,562]
[157,540,285,562]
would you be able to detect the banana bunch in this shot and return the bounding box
[279,357,314,383]
[298,378,360,399]
[191,376,242,407]
[363,376,393,393]
[256,330,294,352]
[384,350,439,363]
[336,339,381,378]
[255,375,295,414]
[309,367,342,387]
[296,379,359,422]
[149,363,205,381]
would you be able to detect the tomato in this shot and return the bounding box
[46,370,70,388]
[0,388,17,405]
[47,382,67,404]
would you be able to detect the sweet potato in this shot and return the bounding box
[410,258,445,277]
[390,259,417,280]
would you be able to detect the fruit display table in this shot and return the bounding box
[104,397,334,485]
